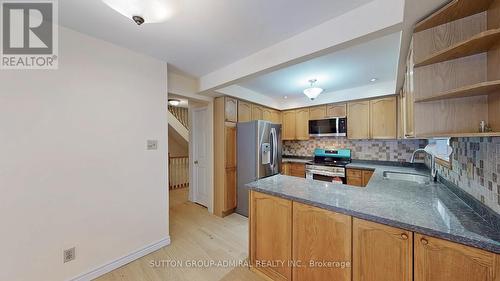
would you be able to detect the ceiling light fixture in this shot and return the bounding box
[303,79,323,100]
[370,78,378,82]
[168,99,181,106]
[102,0,179,25]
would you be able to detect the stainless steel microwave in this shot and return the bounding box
[309,117,347,137]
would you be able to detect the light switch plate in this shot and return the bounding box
[147,140,158,150]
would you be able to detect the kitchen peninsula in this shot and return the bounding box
[247,163,500,281]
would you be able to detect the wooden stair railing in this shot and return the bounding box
[168,106,189,128]
[169,155,189,189]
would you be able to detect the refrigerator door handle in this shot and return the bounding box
[270,127,277,170]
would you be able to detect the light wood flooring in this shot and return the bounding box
[95,188,264,281]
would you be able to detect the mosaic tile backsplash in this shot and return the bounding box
[435,137,500,214]
[283,138,428,162]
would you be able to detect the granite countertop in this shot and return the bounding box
[246,162,500,253]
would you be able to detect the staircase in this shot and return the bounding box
[168,106,188,128]
[168,105,189,189]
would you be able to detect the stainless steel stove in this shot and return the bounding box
[305,148,351,183]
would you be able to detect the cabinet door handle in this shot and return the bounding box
[420,238,429,245]
[401,233,408,240]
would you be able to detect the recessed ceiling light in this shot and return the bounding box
[168,99,181,106]
[370,78,378,82]
[283,96,288,99]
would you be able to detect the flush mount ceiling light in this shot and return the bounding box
[370,78,378,82]
[102,0,179,25]
[168,99,181,106]
[303,79,323,100]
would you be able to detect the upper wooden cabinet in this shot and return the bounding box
[353,218,413,281]
[295,108,309,140]
[238,100,252,123]
[327,103,347,117]
[309,105,326,120]
[403,44,415,138]
[224,97,238,122]
[370,96,397,139]
[271,110,282,124]
[347,97,398,140]
[282,110,296,140]
[250,191,292,281]
[292,202,352,281]
[252,104,264,121]
[414,234,499,281]
[262,108,273,122]
[347,101,370,139]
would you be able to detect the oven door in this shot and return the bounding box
[306,166,346,184]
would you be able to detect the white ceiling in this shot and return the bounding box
[233,31,401,104]
[59,0,372,77]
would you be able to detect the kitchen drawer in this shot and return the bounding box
[347,169,362,178]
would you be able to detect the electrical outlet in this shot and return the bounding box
[63,247,76,263]
[147,140,158,150]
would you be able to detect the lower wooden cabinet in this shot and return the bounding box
[250,191,292,281]
[347,168,374,187]
[293,202,352,281]
[414,234,500,281]
[290,163,306,178]
[353,218,413,281]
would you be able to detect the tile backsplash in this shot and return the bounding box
[435,137,500,214]
[283,138,428,162]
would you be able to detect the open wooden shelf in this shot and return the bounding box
[414,0,495,32]
[414,29,500,67]
[417,132,500,138]
[415,80,500,102]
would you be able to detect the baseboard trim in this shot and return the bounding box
[69,236,171,281]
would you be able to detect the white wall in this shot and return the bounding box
[0,26,169,281]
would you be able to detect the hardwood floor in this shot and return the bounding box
[95,188,264,281]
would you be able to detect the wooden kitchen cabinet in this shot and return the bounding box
[353,218,413,281]
[309,105,326,120]
[281,162,290,175]
[327,103,347,117]
[295,108,309,140]
[289,163,306,178]
[347,101,370,139]
[347,169,374,187]
[282,110,296,140]
[252,104,264,120]
[224,97,238,122]
[414,234,500,281]
[214,97,239,217]
[250,191,292,281]
[370,96,397,139]
[263,107,273,122]
[271,110,281,124]
[223,124,237,212]
[238,100,252,122]
[292,202,352,281]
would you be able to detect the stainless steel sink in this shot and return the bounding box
[383,171,430,184]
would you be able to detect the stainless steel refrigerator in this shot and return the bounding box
[236,120,282,217]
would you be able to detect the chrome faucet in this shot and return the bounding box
[410,148,427,163]
[410,147,437,182]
